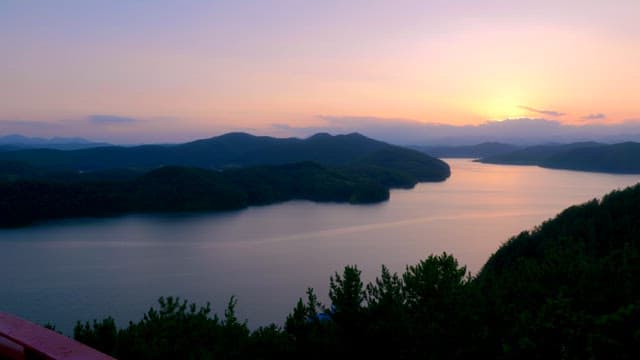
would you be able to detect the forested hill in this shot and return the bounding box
[480,182,640,281]
[71,182,640,359]
[0,132,450,180]
[474,182,640,356]
[478,141,640,173]
[0,134,111,150]
[0,163,394,227]
[478,142,602,165]
[542,142,640,173]
[0,132,450,226]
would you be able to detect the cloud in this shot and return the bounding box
[271,123,295,131]
[88,115,137,124]
[269,115,640,145]
[270,116,570,145]
[581,113,606,120]
[518,105,566,117]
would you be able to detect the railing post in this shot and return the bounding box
[0,312,116,360]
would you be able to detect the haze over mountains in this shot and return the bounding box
[0,134,110,150]
[273,118,640,146]
[4,118,640,147]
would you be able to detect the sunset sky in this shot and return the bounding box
[1,1,639,142]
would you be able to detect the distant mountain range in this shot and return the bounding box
[478,142,640,174]
[277,117,640,146]
[0,132,450,181]
[411,142,521,159]
[0,134,111,150]
[0,132,451,226]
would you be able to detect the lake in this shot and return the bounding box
[1,159,639,334]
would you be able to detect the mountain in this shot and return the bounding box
[0,132,451,226]
[478,141,640,173]
[542,142,640,173]
[0,134,111,150]
[411,142,520,159]
[0,132,450,180]
[278,117,640,146]
[475,183,640,356]
[0,145,19,151]
[479,142,602,165]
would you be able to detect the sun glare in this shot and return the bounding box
[475,94,528,121]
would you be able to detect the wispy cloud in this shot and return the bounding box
[581,113,606,120]
[518,105,566,117]
[88,115,137,124]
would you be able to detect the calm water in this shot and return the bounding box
[1,159,639,334]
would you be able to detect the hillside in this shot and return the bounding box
[475,182,640,357]
[0,132,450,181]
[478,142,602,165]
[411,142,520,159]
[0,145,19,151]
[0,162,392,227]
[0,134,111,150]
[477,141,640,173]
[0,133,451,226]
[542,142,640,173]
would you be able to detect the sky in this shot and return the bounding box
[1,1,639,143]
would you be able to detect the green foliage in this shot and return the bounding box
[402,253,469,310]
[74,296,257,360]
[0,162,393,226]
[284,288,336,358]
[1,158,453,226]
[74,317,118,355]
[131,167,248,212]
[329,265,365,315]
[355,147,451,181]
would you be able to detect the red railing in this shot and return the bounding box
[0,312,115,360]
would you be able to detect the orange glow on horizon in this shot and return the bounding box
[0,1,638,140]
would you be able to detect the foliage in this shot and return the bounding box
[74,296,264,360]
